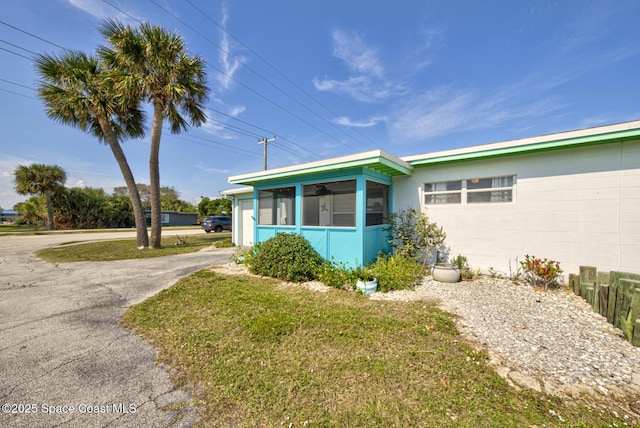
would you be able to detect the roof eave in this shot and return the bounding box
[406,126,640,167]
[228,150,413,186]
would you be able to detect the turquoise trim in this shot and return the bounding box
[249,167,393,267]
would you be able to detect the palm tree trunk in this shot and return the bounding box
[99,117,149,248]
[44,191,54,230]
[149,102,164,249]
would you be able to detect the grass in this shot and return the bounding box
[121,269,627,427]
[0,224,38,233]
[36,232,231,262]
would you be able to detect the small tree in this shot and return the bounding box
[14,163,67,230]
[385,208,446,275]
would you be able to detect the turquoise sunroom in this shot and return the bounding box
[227,150,414,268]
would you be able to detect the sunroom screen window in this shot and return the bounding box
[258,186,295,225]
[303,180,356,227]
[366,181,389,226]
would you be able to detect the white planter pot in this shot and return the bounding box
[431,264,461,283]
[356,278,378,294]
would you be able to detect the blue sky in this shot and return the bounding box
[1,0,639,209]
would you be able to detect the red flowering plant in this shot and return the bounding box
[519,255,563,291]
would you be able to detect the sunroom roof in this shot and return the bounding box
[228,149,413,186]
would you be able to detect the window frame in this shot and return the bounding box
[423,175,516,205]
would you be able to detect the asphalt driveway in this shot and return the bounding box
[0,230,234,427]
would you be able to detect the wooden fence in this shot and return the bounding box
[569,266,640,347]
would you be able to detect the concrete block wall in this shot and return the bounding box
[393,140,640,277]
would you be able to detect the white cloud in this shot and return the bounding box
[314,29,399,102]
[334,115,387,128]
[215,3,245,91]
[228,105,246,117]
[66,0,133,21]
[390,86,564,142]
[201,107,243,140]
[331,29,383,78]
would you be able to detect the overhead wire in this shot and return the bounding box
[0,18,323,167]
[0,20,67,50]
[146,0,360,157]
[183,0,379,150]
[100,0,326,163]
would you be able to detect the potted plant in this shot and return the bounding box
[354,266,378,294]
[431,253,461,283]
[452,254,472,280]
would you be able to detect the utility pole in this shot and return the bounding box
[258,135,276,170]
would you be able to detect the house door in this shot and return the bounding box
[240,200,254,246]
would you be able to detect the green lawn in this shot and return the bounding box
[0,224,38,233]
[122,269,625,427]
[36,232,231,262]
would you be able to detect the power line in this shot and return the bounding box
[184,0,378,150]
[0,38,38,56]
[147,0,361,156]
[100,2,350,163]
[0,87,38,100]
[0,20,67,50]
[0,46,32,60]
[102,0,143,23]
[0,78,34,91]
[101,0,325,162]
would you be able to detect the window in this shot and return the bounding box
[366,181,389,226]
[467,176,513,203]
[424,181,462,205]
[303,180,356,227]
[424,176,515,205]
[258,186,295,225]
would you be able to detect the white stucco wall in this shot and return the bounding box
[392,140,640,279]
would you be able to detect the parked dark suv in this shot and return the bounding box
[201,216,232,233]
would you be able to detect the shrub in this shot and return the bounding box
[368,254,422,292]
[249,233,323,282]
[520,254,563,291]
[315,259,357,289]
[452,254,477,280]
[385,208,446,275]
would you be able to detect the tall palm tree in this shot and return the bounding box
[34,51,150,248]
[100,19,208,249]
[14,163,67,230]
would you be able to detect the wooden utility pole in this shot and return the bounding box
[258,135,276,170]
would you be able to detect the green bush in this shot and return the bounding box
[249,233,323,282]
[315,259,358,289]
[368,254,422,292]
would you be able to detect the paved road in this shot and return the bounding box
[0,230,234,427]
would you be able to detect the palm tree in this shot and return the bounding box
[34,51,150,248]
[14,163,67,230]
[99,19,208,249]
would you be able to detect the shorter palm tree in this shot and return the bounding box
[14,163,67,230]
[35,51,150,247]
